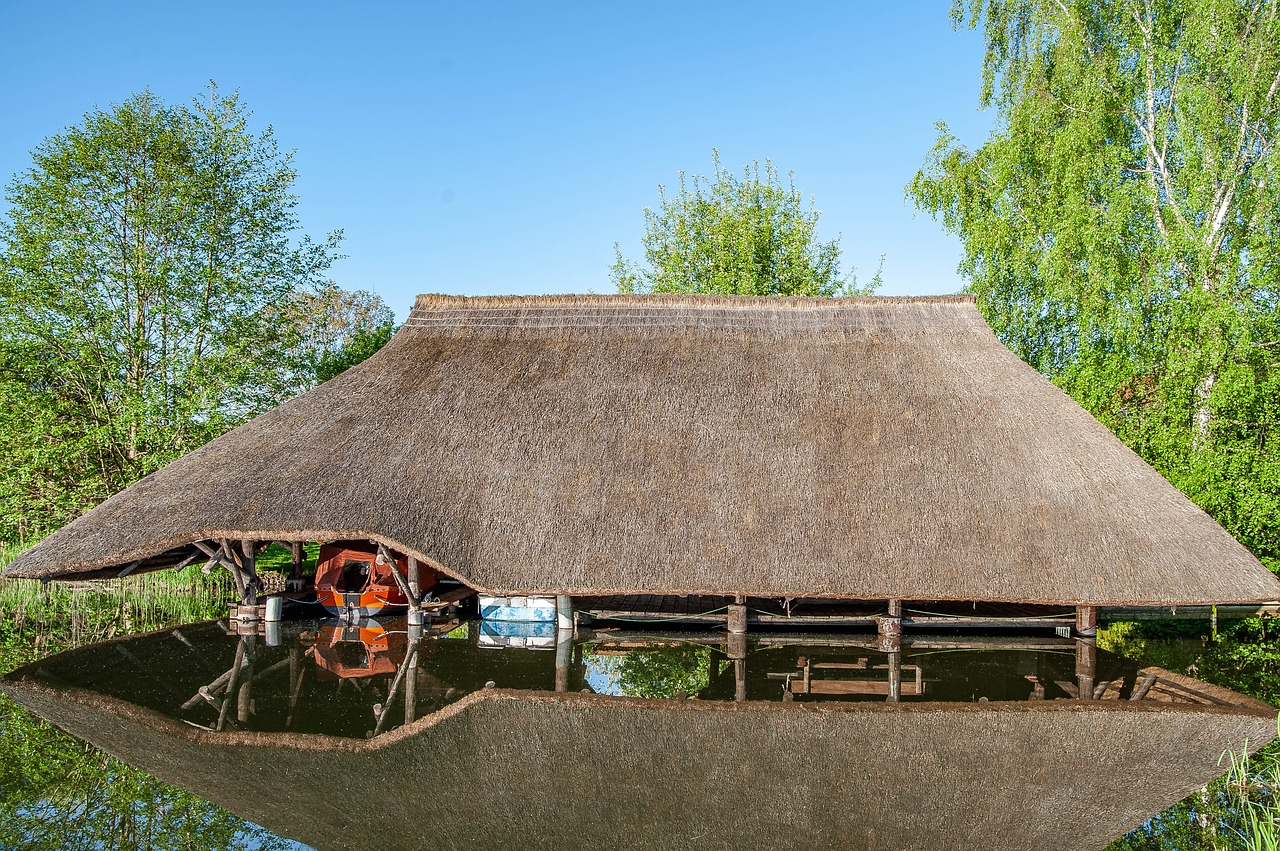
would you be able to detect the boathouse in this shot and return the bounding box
[6,294,1279,623]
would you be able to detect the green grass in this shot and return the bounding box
[1227,736,1280,851]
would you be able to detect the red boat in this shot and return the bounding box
[313,620,407,679]
[314,540,437,618]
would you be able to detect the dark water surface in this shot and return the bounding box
[2,614,1276,849]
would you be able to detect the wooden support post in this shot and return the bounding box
[237,635,256,724]
[238,540,261,606]
[290,542,304,580]
[887,650,902,703]
[877,614,902,653]
[1076,638,1097,701]
[1075,605,1098,638]
[170,550,201,573]
[556,595,574,632]
[888,599,903,618]
[727,603,748,635]
[217,638,247,732]
[404,644,419,725]
[555,628,572,692]
[727,630,748,663]
[407,556,422,601]
[218,539,247,603]
[727,614,748,701]
[117,557,145,579]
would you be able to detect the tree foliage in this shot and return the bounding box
[612,151,880,297]
[909,0,1280,565]
[0,87,391,545]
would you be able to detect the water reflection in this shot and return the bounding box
[2,619,1275,850]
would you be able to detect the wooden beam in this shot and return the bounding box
[220,540,247,602]
[117,557,145,579]
[1075,605,1098,637]
[407,556,422,600]
[170,550,201,573]
[239,540,261,606]
[1130,670,1159,701]
[377,544,417,608]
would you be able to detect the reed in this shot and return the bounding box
[0,569,233,673]
[1228,738,1280,851]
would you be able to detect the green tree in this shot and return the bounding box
[612,151,881,297]
[909,0,1280,566]
[0,86,386,546]
[279,282,396,388]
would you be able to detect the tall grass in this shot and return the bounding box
[1228,737,1280,851]
[0,541,316,673]
[0,568,235,674]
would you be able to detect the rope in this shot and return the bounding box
[904,608,1075,622]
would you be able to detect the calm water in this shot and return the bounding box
[2,615,1275,849]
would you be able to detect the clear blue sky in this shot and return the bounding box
[1,1,995,321]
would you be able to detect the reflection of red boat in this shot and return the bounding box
[315,541,437,618]
[313,620,408,679]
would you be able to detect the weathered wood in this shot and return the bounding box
[1075,605,1099,637]
[169,551,201,573]
[239,540,261,606]
[404,647,419,725]
[372,644,417,737]
[377,543,418,608]
[734,658,747,702]
[116,557,145,579]
[727,604,748,635]
[789,679,925,696]
[887,651,902,703]
[1130,670,1159,701]
[290,542,304,579]
[877,616,903,638]
[888,599,903,618]
[407,556,422,600]
[219,540,247,602]
[1076,639,1097,700]
[555,630,572,692]
[727,630,748,661]
[556,595,574,631]
[237,637,256,724]
[216,639,247,732]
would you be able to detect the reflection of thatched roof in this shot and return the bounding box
[3,674,1275,851]
[7,294,1278,605]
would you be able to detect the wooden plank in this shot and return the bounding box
[790,680,924,696]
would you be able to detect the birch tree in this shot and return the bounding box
[910,0,1280,566]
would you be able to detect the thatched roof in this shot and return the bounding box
[6,294,1278,605]
[3,672,1274,851]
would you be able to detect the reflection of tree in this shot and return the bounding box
[611,645,713,700]
[0,696,294,851]
[1100,618,1280,849]
[0,582,295,849]
[1100,619,1280,706]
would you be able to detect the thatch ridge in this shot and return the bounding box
[412,293,979,311]
[6,293,1279,606]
